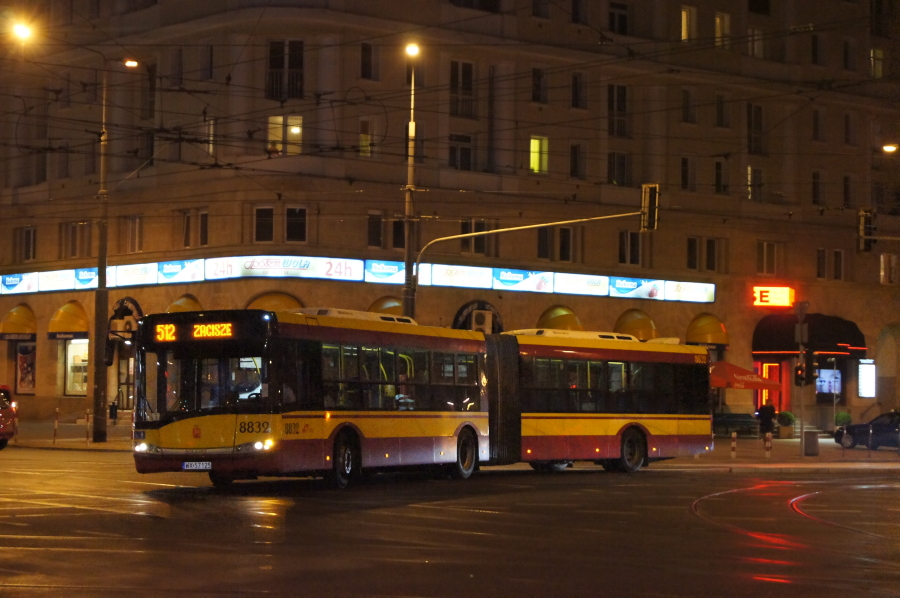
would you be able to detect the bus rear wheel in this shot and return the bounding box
[450,429,477,479]
[530,461,570,472]
[617,428,646,473]
[329,432,360,489]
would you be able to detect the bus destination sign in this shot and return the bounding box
[155,324,177,342]
[192,323,234,339]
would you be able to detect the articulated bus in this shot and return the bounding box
[133,308,712,487]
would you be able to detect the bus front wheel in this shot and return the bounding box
[617,428,646,473]
[209,472,233,488]
[329,432,360,489]
[450,430,477,479]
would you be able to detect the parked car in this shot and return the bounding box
[0,384,16,450]
[834,411,900,449]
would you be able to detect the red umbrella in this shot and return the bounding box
[709,361,781,390]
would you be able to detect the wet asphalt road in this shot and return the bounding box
[0,447,898,597]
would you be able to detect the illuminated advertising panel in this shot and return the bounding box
[429,264,492,289]
[553,272,610,296]
[205,256,364,282]
[609,277,665,300]
[858,359,876,398]
[364,260,405,284]
[116,263,158,287]
[158,260,204,284]
[38,270,76,292]
[753,286,795,307]
[492,269,553,293]
[1,273,38,295]
[665,280,716,303]
[75,268,98,290]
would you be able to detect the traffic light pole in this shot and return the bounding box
[794,301,809,458]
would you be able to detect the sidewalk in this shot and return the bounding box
[7,422,900,472]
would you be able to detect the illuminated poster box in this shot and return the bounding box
[609,277,664,300]
[205,256,364,282]
[553,273,610,296]
[492,269,553,293]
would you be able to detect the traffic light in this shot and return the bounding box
[641,183,659,231]
[858,209,876,252]
[794,364,806,386]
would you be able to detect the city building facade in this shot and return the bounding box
[1,0,899,429]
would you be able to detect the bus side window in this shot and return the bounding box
[456,353,478,411]
[587,361,605,413]
[608,361,628,413]
[431,352,456,410]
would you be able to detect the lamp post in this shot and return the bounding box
[92,56,137,442]
[401,43,419,319]
[794,301,809,457]
[828,357,837,433]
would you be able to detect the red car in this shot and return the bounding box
[0,385,16,449]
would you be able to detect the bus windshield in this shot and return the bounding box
[139,350,268,422]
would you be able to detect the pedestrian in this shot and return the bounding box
[757,403,775,435]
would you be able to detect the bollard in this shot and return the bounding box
[13,408,18,444]
[868,426,873,457]
[765,432,772,458]
[731,432,737,459]
[131,408,135,440]
[85,409,90,444]
[52,407,59,445]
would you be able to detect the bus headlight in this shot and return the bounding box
[134,443,161,454]
[236,439,275,453]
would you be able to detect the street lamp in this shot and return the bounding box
[401,43,419,319]
[12,23,31,41]
[92,56,138,442]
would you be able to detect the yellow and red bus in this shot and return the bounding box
[133,308,711,487]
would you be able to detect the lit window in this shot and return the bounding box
[714,12,730,47]
[267,115,302,156]
[530,136,549,174]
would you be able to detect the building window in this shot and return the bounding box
[812,109,823,141]
[64,339,89,397]
[706,238,720,272]
[833,250,845,281]
[816,248,827,279]
[571,72,586,109]
[747,167,763,202]
[461,218,487,254]
[531,68,548,103]
[537,227,551,260]
[14,227,37,263]
[124,216,143,253]
[843,113,855,145]
[569,144,585,179]
[749,0,770,15]
[871,48,884,78]
[360,42,380,81]
[757,241,777,275]
[59,221,91,259]
[715,12,730,47]
[681,6,697,41]
[880,253,898,284]
[199,210,208,246]
[286,206,307,242]
[811,34,821,65]
[748,28,765,58]
[715,94,730,128]
[142,64,156,120]
[359,119,373,157]
[449,134,474,171]
[618,230,641,265]
[609,2,628,34]
[680,157,695,191]
[532,0,550,19]
[530,136,549,174]
[139,132,155,167]
[181,211,191,248]
[843,40,854,70]
[57,145,69,180]
[254,207,274,243]
[571,0,587,24]
[715,161,729,194]
[450,0,500,11]
[687,237,699,270]
[608,85,628,135]
[558,227,573,262]
[607,152,631,186]
[450,61,475,118]
[843,175,852,208]
[812,171,823,205]
[200,43,214,80]
[367,211,384,248]
[169,47,183,87]
[681,89,696,123]
[748,103,764,154]
[392,219,405,250]
[266,40,304,100]
[267,115,302,156]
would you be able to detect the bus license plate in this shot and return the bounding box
[182,461,212,471]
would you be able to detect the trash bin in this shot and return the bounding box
[109,402,118,424]
[803,430,819,456]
